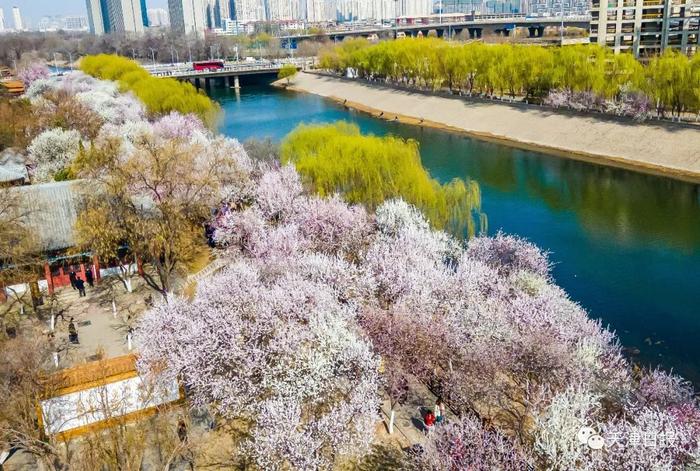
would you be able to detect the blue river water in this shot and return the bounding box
[209,84,700,383]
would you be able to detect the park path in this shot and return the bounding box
[378,376,456,447]
[47,281,149,368]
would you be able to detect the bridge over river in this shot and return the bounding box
[145,58,314,88]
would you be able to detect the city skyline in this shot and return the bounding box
[0,0,167,28]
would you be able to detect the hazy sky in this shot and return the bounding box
[0,0,168,28]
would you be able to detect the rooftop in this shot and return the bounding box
[4,180,83,253]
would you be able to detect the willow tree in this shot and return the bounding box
[80,54,220,128]
[281,121,485,237]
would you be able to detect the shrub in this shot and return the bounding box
[80,54,220,128]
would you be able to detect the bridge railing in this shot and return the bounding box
[147,57,315,78]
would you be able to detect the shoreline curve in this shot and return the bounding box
[278,72,700,184]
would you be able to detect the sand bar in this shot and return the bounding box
[286,72,700,183]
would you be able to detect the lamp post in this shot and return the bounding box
[560,0,565,44]
[394,0,399,40]
[63,51,74,70]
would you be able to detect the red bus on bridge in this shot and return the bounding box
[193,60,225,71]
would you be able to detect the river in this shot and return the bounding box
[209,84,700,384]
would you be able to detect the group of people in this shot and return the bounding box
[423,397,446,432]
[68,268,94,297]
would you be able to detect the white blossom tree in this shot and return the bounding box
[136,262,380,470]
[27,127,81,182]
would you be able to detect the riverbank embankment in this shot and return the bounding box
[283,72,700,182]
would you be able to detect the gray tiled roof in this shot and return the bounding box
[0,148,28,183]
[0,166,26,183]
[4,180,82,252]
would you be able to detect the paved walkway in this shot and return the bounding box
[378,375,455,447]
[289,72,700,182]
[45,279,152,368]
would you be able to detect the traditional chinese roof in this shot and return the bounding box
[0,148,29,184]
[4,180,82,252]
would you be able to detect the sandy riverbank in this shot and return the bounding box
[283,72,700,183]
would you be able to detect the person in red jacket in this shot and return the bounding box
[424,409,436,432]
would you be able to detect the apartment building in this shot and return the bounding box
[590,0,700,57]
[169,0,208,37]
[86,0,146,35]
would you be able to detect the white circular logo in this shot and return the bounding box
[588,434,605,450]
[577,426,596,445]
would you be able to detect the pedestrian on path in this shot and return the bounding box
[424,409,436,434]
[69,270,77,290]
[68,318,79,344]
[75,277,86,297]
[85,267,94,287]
[435,397,446,425]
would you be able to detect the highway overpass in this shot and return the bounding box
[281,14,590,41]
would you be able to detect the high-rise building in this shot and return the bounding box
[63,16,90,30]
[0,8,5,33]
[590,0,699,57]
[205,0,229,27]
[85,0,145,35]
[229,0,237,19]
[86,0,108,34]
[232,0,266,21]
[169,0,207,37]
[147,8,170,26]
[12,6,23,31]
[527,0,587,16]
[141,0,150,26]
[108,0,146,32]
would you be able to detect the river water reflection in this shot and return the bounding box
[210,85,700,383]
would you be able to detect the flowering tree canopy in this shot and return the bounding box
[136,262,380,470]
[416,415,533,470]
[27,128,81,182]
[18,63,49,87]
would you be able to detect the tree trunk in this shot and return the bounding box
[389,409,396,434]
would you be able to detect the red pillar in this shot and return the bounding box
[136,256,145,276]
[93,254,101,282]
[0,283,6,303]
[44,262,54,295]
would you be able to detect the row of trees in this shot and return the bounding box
[0,30,323,69]
[79,54,220,127]
[320,38,700,119]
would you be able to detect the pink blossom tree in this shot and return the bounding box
[416,415,533,470]
[136,262,380,469]
[466,231,551,278]
[18,62,49,87]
